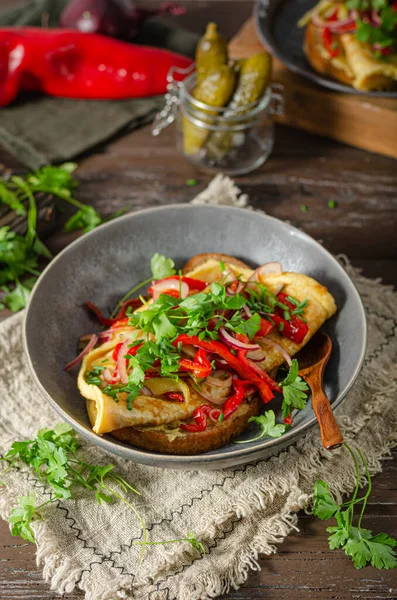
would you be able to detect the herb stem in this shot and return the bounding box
[356,448,372,530]
[110,277,153,318]
[344,442,361,527]
[100,481,147,562]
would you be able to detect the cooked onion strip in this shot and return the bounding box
[65,334,98,371]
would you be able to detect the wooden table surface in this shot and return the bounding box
[0,1,396,599]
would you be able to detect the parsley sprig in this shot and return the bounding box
[1,423,204,559]
[234,410,287,444]
[0,163,106,312]
[279,359,309,418]
[313,443,397,570]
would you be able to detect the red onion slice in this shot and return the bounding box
[207,371,233,388]
[219,327,260,351]
[151,278,189,301]
[222,266,237,283]
[370,9,381,26]
[117,340,130,384]
[209,408,222,423]
[140,385,153,396]
[247,347,266,362]
[242,304,253,318]
[65,334,98,371]
[312,9,355,31]
[261,338,292,367]
[103,368,112,382]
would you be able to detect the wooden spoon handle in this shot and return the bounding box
[311,388,343,450]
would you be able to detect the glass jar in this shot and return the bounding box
[152,67,284,176]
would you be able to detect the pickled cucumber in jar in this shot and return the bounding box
[206,51,272,160]
[196,22,228,84]
[183,65,236,156]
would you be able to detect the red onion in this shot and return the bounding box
[103,368,112,382]
[117,340,130,384]
[242,304,253,318]
[312,8,355,31]
[273,283,285,296]
[247,262,283,288]
[222,266,237,284]
[218,327,260,351]
[209,408,222,423]
[370,9,381,26]
[151,278,189,302]
[140,385,153,396]
[247,347,266,362]
[207,371,233,388]
[261,338,292,367]
[60,0,185,40]
[65,334,98,371]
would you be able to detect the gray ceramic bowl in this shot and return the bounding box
[24,205,367,469]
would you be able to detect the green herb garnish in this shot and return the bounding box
[313,443,397,570]
[0,424,204,559]
[234,410,287,444]
[0,163,106,312]
[279,359,309,418]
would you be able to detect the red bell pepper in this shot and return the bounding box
[0,28,192,108]
[87,297,144,327]
[163,392,185,402]
[179,357,212,378]
[322,27,340,58]
[174,334,274,403]
[180,405,213,432]
[273,293,309,345]
[112,341,142,362]
[236,350,281,393]
[254,317,273,338]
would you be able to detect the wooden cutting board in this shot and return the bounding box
[229,17,397,159]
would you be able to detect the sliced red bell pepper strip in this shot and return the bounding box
[179,357,212,378]
[254,317,273,338]
[273,292,309,345]
[180,405,213,432]
[237,350,281,393]
[322,27,340,58]
[174,334,274,403]
[163,392,185,402]
[86,297,144,327]
[222,381,246,419]
[112,342,143,362]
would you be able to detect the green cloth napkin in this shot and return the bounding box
[0,0,199,169]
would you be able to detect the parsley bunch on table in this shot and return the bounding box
[0,163,105,312]
[313,443,397,570]
[0,423,204,559]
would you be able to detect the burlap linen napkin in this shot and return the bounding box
[0,176,396,600]
[0,0,198,169]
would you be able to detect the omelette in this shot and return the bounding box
[299,1,397,92]
[71,254,336,454]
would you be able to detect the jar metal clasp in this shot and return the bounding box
[152,64,195,137]
[270,83,285,117]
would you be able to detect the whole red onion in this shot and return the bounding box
[60,0,186,40]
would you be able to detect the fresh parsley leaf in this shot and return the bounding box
[150,252,176,280]
[313,444,397,571]
[7,492,37,543]
[234,410,286,444]
[152,313,177,340]
[64,205,102,233]
[279,359,309,417]
[313,480,340,520]
[234,313,261,339]
[4,278,36,312]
